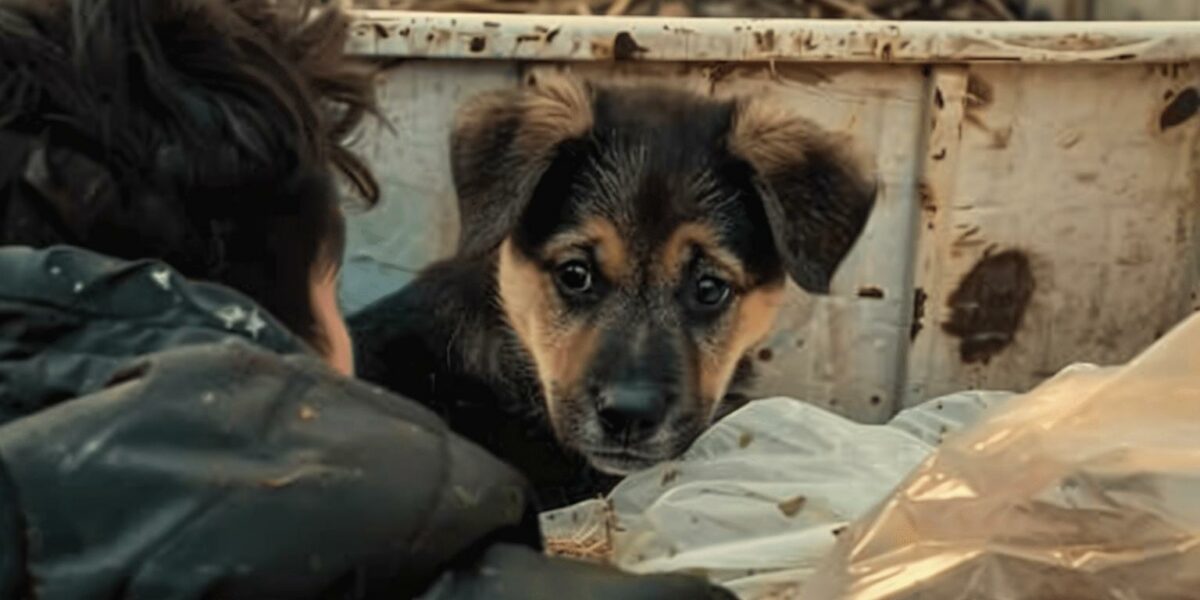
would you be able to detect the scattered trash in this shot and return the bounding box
[353,0,1023,19]
[541,390,1011,599]
[801,313,1200,600]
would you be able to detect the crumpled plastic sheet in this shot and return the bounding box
[540,389,1013,599]
[799,311,1200,600]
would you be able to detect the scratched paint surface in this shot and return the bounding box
[907,62,1200,403]
[341,13,1200,422]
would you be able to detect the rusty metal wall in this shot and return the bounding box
[341,12,1200,422]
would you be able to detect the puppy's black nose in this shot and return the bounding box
[596,383,668,440]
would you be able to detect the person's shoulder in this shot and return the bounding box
[0,245,305,354]
[0,337,538,597]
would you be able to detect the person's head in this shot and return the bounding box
[0,0,377,374]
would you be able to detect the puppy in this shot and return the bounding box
[351,74,875,507]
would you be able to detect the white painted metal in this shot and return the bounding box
[341,12,1200,422]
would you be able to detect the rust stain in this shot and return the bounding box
[965,74,994,109]
[793,31,818,52]
[754,30,777,52]
[857,286,885,299]
[942,249,1035,365]
[910,287,927,341]
[612,31,647,60]
[590,40,612,58]
[1160,87,1199,131]
[918,180,936,215]
[879,42,893,61]
[777,495,807,517]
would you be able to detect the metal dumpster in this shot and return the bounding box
[339,12,1200,422]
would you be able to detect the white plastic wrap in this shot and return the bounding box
[541,390,1012,598]
[799,312,1200,600]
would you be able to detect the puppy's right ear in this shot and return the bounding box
[450,75,593,258]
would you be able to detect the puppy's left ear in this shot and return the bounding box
[729,100,877,294]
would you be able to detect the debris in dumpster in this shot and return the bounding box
[353,0,1026,20]
[542,499,617,563]
[539,390,1011,599]
[801,311,1200,600]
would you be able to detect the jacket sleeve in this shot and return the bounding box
[422,543,737,600]
[0,339,540,599]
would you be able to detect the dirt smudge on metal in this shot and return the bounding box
[910,287,927,341]
[942,249,1035,365]
[612,31,648,60]
[469,36,486,52]
[1160,87,1199,131]
[965,74,994,109]
[857,286,885,299]
[753,30,776,52]
[918,180,936,215]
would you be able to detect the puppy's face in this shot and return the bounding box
[452,77,875,474]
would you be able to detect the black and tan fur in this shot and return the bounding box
[351,74,875,507]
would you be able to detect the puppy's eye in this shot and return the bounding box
[555,260,593,295]
[693,276,732,310]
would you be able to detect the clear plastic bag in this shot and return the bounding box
[800,313,1200,600]
[541,391,1011,598]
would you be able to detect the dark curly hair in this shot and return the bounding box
[0,0,379,349]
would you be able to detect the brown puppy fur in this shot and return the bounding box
[351,74,875,503]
